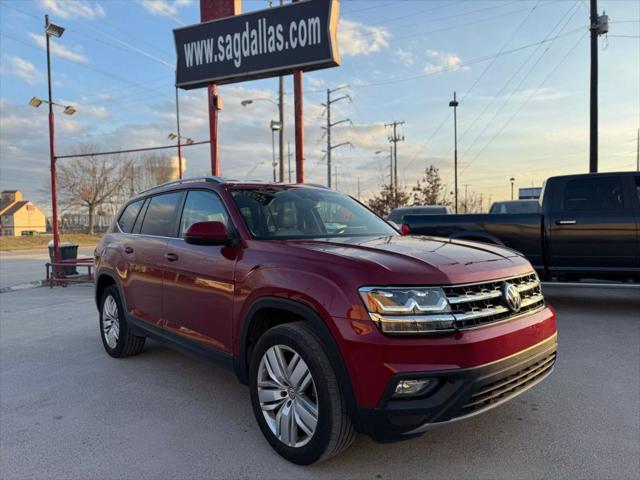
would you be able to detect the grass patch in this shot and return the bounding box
[0,234,103,252]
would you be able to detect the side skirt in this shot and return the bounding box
[127,315,235,373]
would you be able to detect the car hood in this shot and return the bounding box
[283,235,529,283]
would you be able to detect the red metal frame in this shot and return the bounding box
[46,257,94,287]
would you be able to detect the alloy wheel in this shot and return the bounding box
[102,295,120,349]
[257,344,319,447]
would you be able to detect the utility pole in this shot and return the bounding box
[287,141,292,182]
[323,86,352,188]
[463,183,470,213]
[590,0,609,173]
[449,92,459,213]
[357,177,361,200]
[385,121,405,205]
[636,128,640,172]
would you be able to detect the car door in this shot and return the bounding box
[162,189,237,354]
[547,174,637,273]
[126,191,184,326]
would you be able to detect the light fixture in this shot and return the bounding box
[29,97,43,108]
[45,21,65,38]
[63,105,76,115]
[168,133,177,140]
[185,138,194,145]
[393,379,435,398]
[270,120,282,131]
[240,100,253,107]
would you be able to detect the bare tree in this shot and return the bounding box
[57,146,133,234]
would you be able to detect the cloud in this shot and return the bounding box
[29,33,88,64]
[338,19,390,57]
[138,0,191,22]
[396,48,414,66]
[6,56,43,84]
[38,0,105,19]
[424,50,465,75]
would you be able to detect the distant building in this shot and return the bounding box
[0,190,46,236]
[519,187,542,200]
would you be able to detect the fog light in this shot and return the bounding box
[393,379,434,398]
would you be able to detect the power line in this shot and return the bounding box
[460,1,583,166]
[462,31,588,176]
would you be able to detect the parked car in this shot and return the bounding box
[489,200,541,214]
[94,177,557,464]
[402,172,640,281]
[387,205,450,225]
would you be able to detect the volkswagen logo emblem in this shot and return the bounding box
[503,283,522,312]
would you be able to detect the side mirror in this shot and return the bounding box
[184,221,233,246]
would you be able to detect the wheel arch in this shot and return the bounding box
[236,297,360,427]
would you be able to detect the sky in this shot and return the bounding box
[0,0,638,212]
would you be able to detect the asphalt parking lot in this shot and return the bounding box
[1,283,638,479]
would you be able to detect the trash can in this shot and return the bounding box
[48,241,79,275]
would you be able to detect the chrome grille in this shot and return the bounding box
[461,352,556,414]
[443,272,544,329]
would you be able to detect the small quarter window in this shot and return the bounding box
[117,200,144,233]
[179,190,229,236]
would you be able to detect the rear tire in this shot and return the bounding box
[249,322,355,465]
[99,285,145,358]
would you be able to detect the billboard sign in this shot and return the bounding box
[174,0,340,89]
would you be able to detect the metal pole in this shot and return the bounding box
[636,128,640,172]
[45,14,60,273]
[208,83,220,176]
[294,69,304,183]
[278,0,285,182]
[271,127,277,182]
[389,145,393,192]
[175,86,183,179]
[453,92,458,214]
[287,141,292,182]
[393,123,398,197]
[589,0,598,173]
[327,88,332,188]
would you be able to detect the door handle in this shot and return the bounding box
[164,252,179,262]
[556,220,577,225]
[124,246,134,254]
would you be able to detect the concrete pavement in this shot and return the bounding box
[0,285,638,479]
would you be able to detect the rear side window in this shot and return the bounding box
[140,192,182,237]
[179,190,229,236]
[117,200,143,233]
[563,177,624,211]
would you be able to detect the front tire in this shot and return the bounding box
[249,322,355,465]
[99,285,145,358]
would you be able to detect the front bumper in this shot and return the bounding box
[357,333,557,440]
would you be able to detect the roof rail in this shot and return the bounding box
[140,176,225,194]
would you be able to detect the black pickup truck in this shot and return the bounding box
[402,172,640,281]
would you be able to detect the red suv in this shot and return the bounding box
[94,177,557,464]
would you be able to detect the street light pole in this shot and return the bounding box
[271,125,277,182]
[175,86,183,179]
[510,177,516,200]
[449,91,459,214]
[45,14,60,273]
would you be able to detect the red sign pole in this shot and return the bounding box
[294,70,304,183]
[200,0,241,177]
[292,0,304,183]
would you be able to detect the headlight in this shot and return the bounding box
[358,287,456,334]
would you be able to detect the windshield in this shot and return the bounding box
[229,187,397,240]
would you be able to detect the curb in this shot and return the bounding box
[0,280,46,294]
